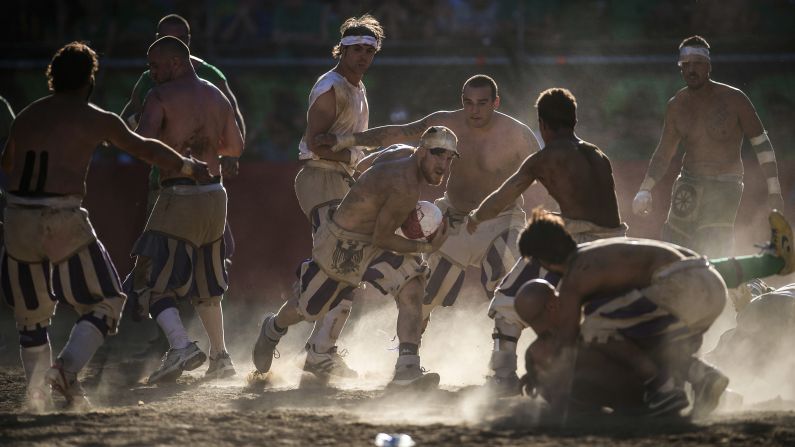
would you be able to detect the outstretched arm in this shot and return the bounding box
[120,72,148,129]
[468,153,539,233]
[356,145,414,172]
[316,111,448,151]
[737,92,784,211]
[104,111,210,182]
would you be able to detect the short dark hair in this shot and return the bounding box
[332,14,385,59]
[463,74,498,100]
[535,88,577,131]
[158,14,190,34]
[46,42,98,92]
[518,208,577,264]
[148,35,190,59]
[679,35,710,50]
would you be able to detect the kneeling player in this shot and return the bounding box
[513,208,794,419]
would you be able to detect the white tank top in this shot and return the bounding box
[298,70,369,169]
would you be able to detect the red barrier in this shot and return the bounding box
[84,158,793,306]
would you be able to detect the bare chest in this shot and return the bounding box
[675,96,742,146]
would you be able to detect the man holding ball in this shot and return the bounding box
[252,126,458,388]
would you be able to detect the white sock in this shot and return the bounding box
[195,301,227,358]
[58,321,104,375]
[491,318,521,377]
[155,307,191,350]
[20,343,52,391]
[307,299,352,353]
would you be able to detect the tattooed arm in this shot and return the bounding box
[468,150,543,233]
[315,111,450,150]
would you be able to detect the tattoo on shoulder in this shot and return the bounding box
[401,119,428,137]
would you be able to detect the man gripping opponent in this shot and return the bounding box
[632,35,785,257]
[129,37,244,383]
[292,14,384,381]
[467,88,627,394]
[0,42,209,411]
[317,75,539,367]
[252,126,457,388]
[515,208,794,420]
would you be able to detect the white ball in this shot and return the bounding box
[396,201,443,241]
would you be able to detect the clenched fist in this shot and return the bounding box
[632,190,653,216]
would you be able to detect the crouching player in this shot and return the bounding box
[513,209,793,420]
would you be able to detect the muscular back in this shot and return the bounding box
[3,96,117,197]
[138,76,242,180]
[531,139,620,228]
[333,157,420,235]
[435,111,538,211]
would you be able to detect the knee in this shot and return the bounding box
[488,292,529,330]
[18,325,49,348]
[397,279,423,307]
[149,294,178,319]
[76,312,111,338]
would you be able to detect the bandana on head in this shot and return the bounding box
[678,46,710,65]
[340,35,380,50]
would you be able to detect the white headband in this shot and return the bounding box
[679,46,710,61]
[340,35,379,49]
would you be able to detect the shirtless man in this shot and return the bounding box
[632,35,785,257]
[466,88,627,394]
[121,13,245,359]
[318,74,539,362]
[130,36,244,383]
[292,14,383,381]
[516,209,794,420]
[0,42,209,411]
[252,126,457,387]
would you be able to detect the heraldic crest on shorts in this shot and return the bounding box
[332,239,365,275]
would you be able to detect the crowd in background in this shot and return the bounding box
[5,0,795,56]
[1,0,794,163]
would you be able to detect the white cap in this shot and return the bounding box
[419,126,459,155]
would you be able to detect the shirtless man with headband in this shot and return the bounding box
[632,35,785,258]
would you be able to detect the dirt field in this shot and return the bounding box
[2,358,795,446]
[2,290,795,446]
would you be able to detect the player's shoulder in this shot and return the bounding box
[494,110,531,130]
[714,81,753,105]
[192,55,227,83]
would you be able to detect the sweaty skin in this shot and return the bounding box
[2,93,208,197]
[136,47,243,181]
[120,22,246,140]
[333,146,454,254]
[552,239,685,345]
[320,85,540,212]
[473,136,621,229]
[641,56,783,211]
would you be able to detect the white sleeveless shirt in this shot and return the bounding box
[298,70,369,172]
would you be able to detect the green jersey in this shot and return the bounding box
[133,56,227,189]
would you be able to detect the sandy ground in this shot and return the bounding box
[2,286,795,446]
[2,360,795,447]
